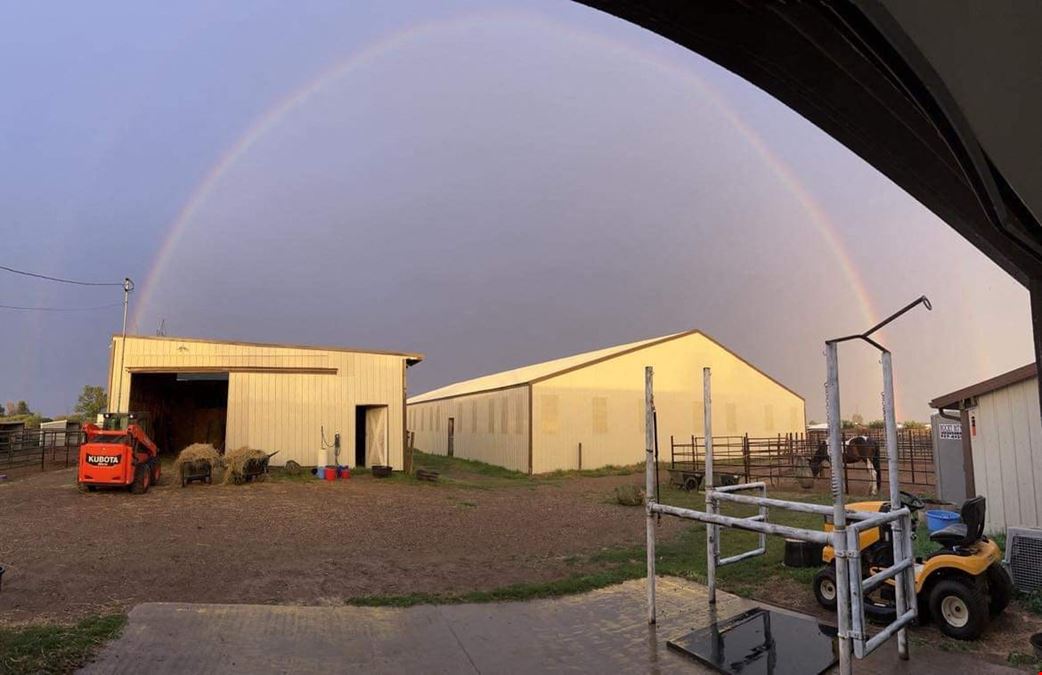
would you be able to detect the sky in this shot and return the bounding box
[0,0,1033,422]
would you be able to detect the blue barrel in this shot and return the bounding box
[315,467,325,480]
[926,509,959,532]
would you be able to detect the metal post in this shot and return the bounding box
[645,366,657,625]
[704,367,717,604]
[881,351,910,660]
[114,277,133,413]
[826,342,853,675]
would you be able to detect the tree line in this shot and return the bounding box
[1,385,107,427]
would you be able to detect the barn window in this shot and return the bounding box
[487,399,495,433]
[500,398,510,434]
[592,397,608,434]
[764,404,774,430]
[471,400,478,433]
[725,402,737,433]
[541,395,560,434]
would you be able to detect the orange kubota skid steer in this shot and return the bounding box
[78,412,161,494]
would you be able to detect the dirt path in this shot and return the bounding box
[0,469,677,625]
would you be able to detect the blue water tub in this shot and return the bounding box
[926,509,959,533]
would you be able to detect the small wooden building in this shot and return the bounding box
[931,363,1042,532]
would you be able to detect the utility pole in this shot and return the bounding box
[114,278,134,413]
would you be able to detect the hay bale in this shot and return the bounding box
[615,484,645,506]
[222,446,270,484]
[172,443,222,476]
[284,460,303,476]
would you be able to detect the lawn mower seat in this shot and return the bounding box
[929,496,986,549]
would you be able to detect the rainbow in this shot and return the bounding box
[133,8,889,407]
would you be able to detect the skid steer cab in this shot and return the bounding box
[812,493,1012,640]
[78,412,161,494]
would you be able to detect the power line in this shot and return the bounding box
[0,300,122,310]
[0,264,124,287]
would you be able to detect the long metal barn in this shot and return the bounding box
[408,330,805,473]
[105,335,422,468]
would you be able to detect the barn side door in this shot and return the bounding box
[364,406,388,467]
[447,417,454,457]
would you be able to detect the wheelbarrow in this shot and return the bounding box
[234,451,278,484]
[668,467,704,492]
[180,459,213,487]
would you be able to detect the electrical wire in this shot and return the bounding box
[0,264,124,287]
[0,300,122,310]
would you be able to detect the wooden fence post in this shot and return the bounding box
[743,433,750,482]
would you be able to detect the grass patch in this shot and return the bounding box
[266,467,315,483]
[1007,651,1042,668]
[1020,590,1042,616]
[346,571,643,608]
[343,486,832,609]
[0,614,126,675]
[411,452,528,480]
[541,464,644,479]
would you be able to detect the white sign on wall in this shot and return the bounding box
[939,423,962,440]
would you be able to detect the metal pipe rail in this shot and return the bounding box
[849,507,911,532]
[648,502,834,546]
[863,609,916,657]
[862,557,913,594]
[712,481,766,493]
[714,491,889,521]
[719,547,767,566]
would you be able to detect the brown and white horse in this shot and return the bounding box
[809,436,882,496]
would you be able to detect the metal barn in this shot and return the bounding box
[106,335,422,468]
[407,331,805,473]
[931,363,1042,532]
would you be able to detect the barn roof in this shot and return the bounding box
[112,333,423,364]
[929,363,1037,410]
[408,330,802,404]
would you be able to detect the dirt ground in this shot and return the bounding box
[0,468,677,625]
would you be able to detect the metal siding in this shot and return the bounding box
[532,333,805,473]
[109,336,408,468]
[970,378,1042,531]
[407,386,529,472]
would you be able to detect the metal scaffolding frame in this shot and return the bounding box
[645,297,931,674]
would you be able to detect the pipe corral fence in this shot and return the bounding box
[645,296,931,674]
[669,428,935,494]
[0,428,84,474]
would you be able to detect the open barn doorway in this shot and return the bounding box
[128,373,228,456]
[355,405,388,468]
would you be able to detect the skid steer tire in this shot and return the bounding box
[130,464,150,495]
[930,578,990,640]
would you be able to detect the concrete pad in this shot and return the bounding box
[81,578,1018,674]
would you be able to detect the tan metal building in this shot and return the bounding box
[106,335,421,468]
[931,363,1042,532]
[407,330,805,473]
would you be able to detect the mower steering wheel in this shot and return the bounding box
[899,491,925,511]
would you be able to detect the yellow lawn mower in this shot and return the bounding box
[812,494,1013,640]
